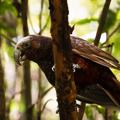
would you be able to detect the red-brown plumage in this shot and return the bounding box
[73,54,98,88]
[14,35,120,108]
[73,54,120,104]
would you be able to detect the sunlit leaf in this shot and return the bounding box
[0,23,16,35]
[0,1,16,15]
[110,32,120,60]
[71,18,98,25]
[103,10,117,32]
[117,10,120,20]
[10,100,25,113]
[2,40,14,60]
[85,105,94,120]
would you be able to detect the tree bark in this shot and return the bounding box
[0,37,6,120]
[21,0,32,120]
[49,0,77,120]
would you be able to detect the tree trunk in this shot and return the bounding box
[21,0,32,120]
[36,70,42,120]
[49,0,78,119]
[0,36,6,120]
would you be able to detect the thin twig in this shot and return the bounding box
[39,16,50,35]
[39,0,45,30]
[7,89,25,111]
[108,23,120,39]
[0,33,16,45]
[78,102,86,120]
[104,23,120,45]
[41,99,53,113]
[28,12,37,34]
[94,0,111,46]
[10,89,25,101]
[41,86,53,99]
[101,22,120,47]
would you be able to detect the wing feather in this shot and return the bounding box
[77,84,120,108]
[71,36,120,70]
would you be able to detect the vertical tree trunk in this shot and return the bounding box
[49,0,78,120]
[21,0,32,120]
[36,70,42,120]
[37,1,44,118]
[0,36,6,120]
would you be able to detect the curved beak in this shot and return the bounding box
[14,47,26,65]
[14,47,22,65]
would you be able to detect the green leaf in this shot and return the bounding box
[0,1,17,15]
[110,32,120,60]
[85,105,94,120]
[103,10,117,32]
[2,40,14,60]
[71,18,98,25]
[0,22,15,34]
[116,10,120,20]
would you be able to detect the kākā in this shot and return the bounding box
[14,35,120,108]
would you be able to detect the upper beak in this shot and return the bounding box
[14,47,26,65]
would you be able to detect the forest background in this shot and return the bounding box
[0,0,120,120]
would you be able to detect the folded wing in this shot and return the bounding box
[71,36,120,70]
[77,84,120,108]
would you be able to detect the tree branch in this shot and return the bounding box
[100,22,120,47]
[0,36,6,120]
[39,0,45,30]
[21,0,32,120]
[39,16,50,35]
[94,0,111,46]
[107,23,120,42]
[0,33,16,45]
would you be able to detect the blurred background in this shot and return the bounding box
[0,0,120,120]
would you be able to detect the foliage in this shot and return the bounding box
[0,0,17,44]
[103,10,117,32]
[71,18,98,25]
[0,1,16,15]
[85,105,94,120]
[110,32,120,60]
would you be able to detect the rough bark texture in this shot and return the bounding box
[0,37,6,120]
[21,0,32,120]
[94,0,111,46]
[49,0,77,119]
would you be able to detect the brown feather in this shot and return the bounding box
[71,36,120,70]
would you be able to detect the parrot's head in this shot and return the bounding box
[14,35,53,65]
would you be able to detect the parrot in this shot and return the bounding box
[14,35,120,108]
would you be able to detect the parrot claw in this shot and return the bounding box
[52,64,80,72]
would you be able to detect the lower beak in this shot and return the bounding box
[14,48,22,65]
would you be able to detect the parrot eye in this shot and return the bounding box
[23,42,31,49]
